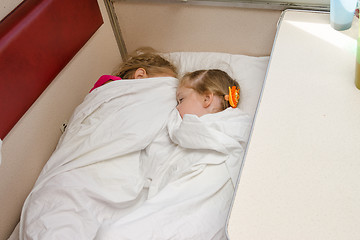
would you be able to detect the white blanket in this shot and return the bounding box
[96,108,251,240]
[20,77,251,240]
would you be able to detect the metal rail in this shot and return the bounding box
[112,0,329,11]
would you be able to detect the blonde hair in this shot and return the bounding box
[113,48,177,79]
[179,69,240,110]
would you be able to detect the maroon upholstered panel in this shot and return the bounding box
[0,0,103,139]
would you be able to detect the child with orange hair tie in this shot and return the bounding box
[95,69,252,240]
[176,69,240,118]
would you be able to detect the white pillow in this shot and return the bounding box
[165,52,269,119]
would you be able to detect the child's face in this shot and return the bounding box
[176,86,208,118]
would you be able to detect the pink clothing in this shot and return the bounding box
[89,75,122,92]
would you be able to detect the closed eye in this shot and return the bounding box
[177,98,183,105]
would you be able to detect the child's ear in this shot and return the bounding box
[134,68,148,79]
[202,92,214,108]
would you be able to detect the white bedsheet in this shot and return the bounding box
[20,77,178,239]
[20,76,251,239]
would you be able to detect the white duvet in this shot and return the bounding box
[20,76,251,240]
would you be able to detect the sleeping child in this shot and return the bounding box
[176,69,240,118]
[89,49,178,92]
[95,69,251,240]
[20,49,180,240]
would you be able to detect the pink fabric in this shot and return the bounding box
[90,75,122,92]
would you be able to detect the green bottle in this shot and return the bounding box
[356,8,360,90]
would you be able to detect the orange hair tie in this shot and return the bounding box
[224,86,240,108]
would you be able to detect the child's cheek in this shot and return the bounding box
[176,106,184,119]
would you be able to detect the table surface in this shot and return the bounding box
[227,10,360,240]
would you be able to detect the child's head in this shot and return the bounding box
[176,69,240,118]
[113,49,177,79]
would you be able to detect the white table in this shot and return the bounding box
[227,10,360,240]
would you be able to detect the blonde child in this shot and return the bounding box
[90,49,177,92]
[176,69,240,118]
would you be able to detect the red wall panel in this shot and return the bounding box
[0,0,103,139]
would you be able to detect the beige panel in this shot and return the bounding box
[0,0,25,20]
[228,11,360,239]
[114,2,281,56]
[0,0,122,238]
